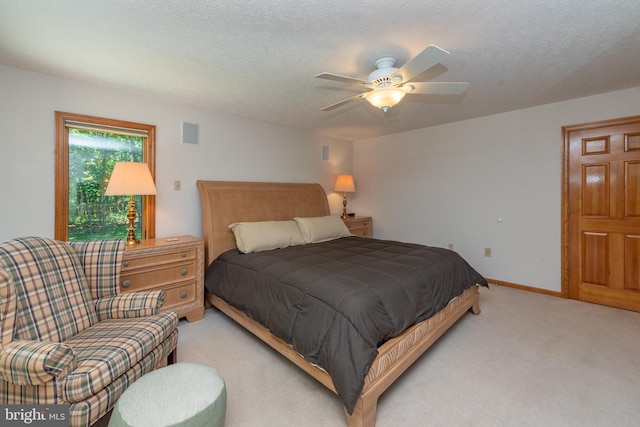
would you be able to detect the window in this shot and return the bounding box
[55,112,156,241]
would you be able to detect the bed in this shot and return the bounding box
[197,180,487,427]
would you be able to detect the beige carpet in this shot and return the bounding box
[99,285,640,426]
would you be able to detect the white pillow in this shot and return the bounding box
[294,215,353,243]
[229,220,305,253]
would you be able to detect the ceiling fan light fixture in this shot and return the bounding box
[316,44,468,112]
[364,87,406,111]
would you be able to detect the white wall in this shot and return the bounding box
[0,65,352,242]
[353,87,640,292]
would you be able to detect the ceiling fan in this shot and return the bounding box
[315,45,468,112]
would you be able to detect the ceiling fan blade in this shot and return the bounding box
[320,93,366,111]
[406,81,469,95]
[315,72,368,86]
[393,45,451,84]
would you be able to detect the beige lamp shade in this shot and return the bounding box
[334,174,355,193]
[105,162,157,196]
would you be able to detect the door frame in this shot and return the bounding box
[561,114,640,300]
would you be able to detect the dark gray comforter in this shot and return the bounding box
[205,236,488,413]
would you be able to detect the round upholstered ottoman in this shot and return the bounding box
[109,362,226,427]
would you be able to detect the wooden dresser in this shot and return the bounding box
[120,235,204,322]
[342,216,373,238]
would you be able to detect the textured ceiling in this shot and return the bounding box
[1,1,639,141]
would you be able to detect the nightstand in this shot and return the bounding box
[343,216,373,238]
[120,235,204,322]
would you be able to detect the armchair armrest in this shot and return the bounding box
[0,339,76,386]
[94,290,166,320]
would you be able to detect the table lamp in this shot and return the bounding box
[334,174,356,219]
[105,161,157,246]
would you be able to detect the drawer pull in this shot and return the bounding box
[181,252,187,257]
[122,280,131,288]
[123,261,129,267]
[180,291,188,298]
[180,268,188,275]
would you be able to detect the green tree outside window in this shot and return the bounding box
[68,129,143,240]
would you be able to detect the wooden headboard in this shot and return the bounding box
[196,180,330,266]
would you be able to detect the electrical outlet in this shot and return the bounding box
[484,247,492,257]
[448,243,454,250]
[173,180,181,191]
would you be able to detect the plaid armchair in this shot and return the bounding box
[0,237,179,427]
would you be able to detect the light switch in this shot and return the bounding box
[174,180,181,191]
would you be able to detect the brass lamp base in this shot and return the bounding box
[125,196,140,246]
[341,193,348,219]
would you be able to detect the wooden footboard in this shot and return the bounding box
[206,285,480,427]
[347,285,480,427]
